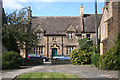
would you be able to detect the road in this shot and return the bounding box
[2,62,119,79]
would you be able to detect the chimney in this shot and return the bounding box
[80,4,84,32]
[80,4,83,17]
[28,6,32,21]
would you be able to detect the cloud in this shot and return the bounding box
[3,0,24,9]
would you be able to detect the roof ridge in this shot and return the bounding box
[32,16,80,18]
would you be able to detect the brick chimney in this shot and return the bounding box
[80,4,83,17]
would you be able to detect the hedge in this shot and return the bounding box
[98,34,120,70]
[70,49,92,65]
[2,51,23,70]
[91,53,100,67]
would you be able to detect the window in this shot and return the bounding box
[67,48,69,55]
[41,47,43,55]
[34,47,43,55]
[52,36,57,41]
[68,33,73,39]
[34,47,36,54]
[39,47,40,54]
[67,47,74,55]
[86,34,90,41]
[37,33,41,39]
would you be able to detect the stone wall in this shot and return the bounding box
[99,2,120,55]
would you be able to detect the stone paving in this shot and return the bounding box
[2,62,119,79]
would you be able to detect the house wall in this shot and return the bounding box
[20,32,96,58]
[99,2,120,55]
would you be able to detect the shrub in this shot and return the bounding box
[70,49,92,65]
[2,51,23,70]
[98,34,120,70]
[91,53,100,67]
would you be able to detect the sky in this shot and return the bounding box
[3,0,105,16]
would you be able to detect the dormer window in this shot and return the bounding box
[52,36,57,41]
[37,33,41,39]
[68,33,72,39]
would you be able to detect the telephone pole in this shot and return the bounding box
[95,0,98,49]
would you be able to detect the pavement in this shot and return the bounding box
[2,62,119,79]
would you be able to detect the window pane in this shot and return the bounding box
[52,36,54,40]
[55,36,57,40]
[41,47,43,55]
[39,47,40,54]
[71,33,72,38]
[34,47,36,54]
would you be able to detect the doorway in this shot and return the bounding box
[52,48,57,57]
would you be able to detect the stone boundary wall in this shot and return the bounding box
[51,59,71,65]
[21,58,43,66]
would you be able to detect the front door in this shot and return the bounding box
[52,48,57,57]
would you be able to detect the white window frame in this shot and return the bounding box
[86,34,91,41]
[67,47,69,55]
[67,47,74,55]
[52,36,57,41]
[37,33,41,40]
[68,33,73,39]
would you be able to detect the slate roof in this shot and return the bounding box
[83,14,102,33]
[32,14,102,34]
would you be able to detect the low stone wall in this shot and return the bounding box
[51,59,71,65]
[21,58,43,66]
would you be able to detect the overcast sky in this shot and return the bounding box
[3,0,104,16]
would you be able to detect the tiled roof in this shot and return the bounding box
[83,14,102,33]
[31,14,102,33]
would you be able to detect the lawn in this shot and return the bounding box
[17,72,80,80]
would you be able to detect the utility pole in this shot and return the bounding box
[95,0,98,49]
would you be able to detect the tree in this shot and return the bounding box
[2,9,38,55]
[78,38,93,52]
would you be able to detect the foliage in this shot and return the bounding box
[2,51,23,70]
[70,38,95,65]
[91,53,100,67]
[98,34,120,70]
[2,9,38,53]
[70,49,92,65]
[78,38,94,52]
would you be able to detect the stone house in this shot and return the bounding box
[98,1,120,55]
[20,4,102,58]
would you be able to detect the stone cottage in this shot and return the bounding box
[98,1,120,55]
[20,4,102,58]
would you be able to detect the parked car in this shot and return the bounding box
[28,54,49,61]
[52,55,70,60]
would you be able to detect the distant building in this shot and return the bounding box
[98,1,120,55]
[20,4,102,58]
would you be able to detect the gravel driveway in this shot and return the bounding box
[2,62,119,79]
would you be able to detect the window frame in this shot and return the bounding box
[68,33,73,39]
[37,33,41,40]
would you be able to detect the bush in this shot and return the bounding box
[98,34,120,70]
[2,51,23,70]
[98,45,120,70]
[70,49,92,65]
[91,53,100,67]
